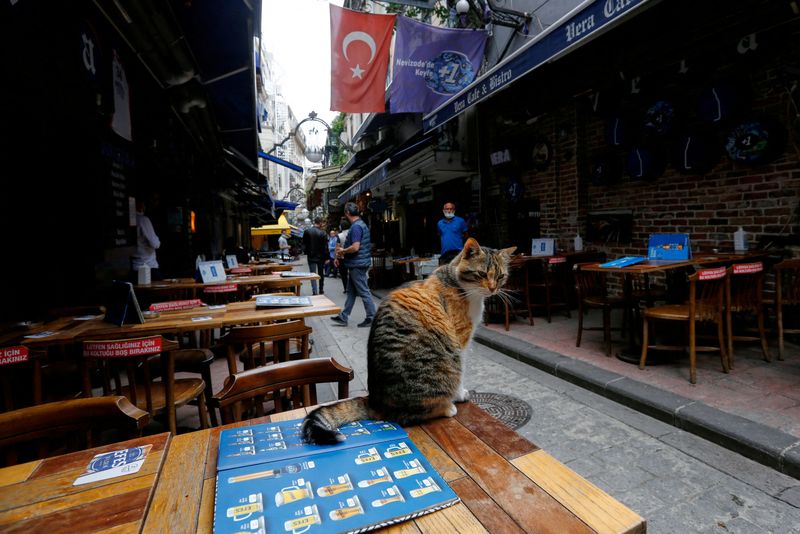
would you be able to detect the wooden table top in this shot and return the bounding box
[135,273,319,291]
[17,295,341,347]
[0,433,170,533]
[143,402,645,533]
[580,251,768,274]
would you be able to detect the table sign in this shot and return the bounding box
[74,445,152,485]
[0,346,28,365]
[204,283,238,294]
[104,280,145,326]
[531,238,555,257]
[647,233,691,261]
[280,272,317,278]
[214,418,458,534]
[199,261,227,284]
[226,255,239,268]
[149,299,202,312]
[255,295,312,308]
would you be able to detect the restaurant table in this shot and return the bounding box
[135,273,319,300]
[16,295,340,348]
[580,251,768,362]
[143,402,645,533]
[0,432,170,532]
[392,256,434,281]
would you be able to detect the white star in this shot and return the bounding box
[350,64,365,79]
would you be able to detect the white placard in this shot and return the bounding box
[226,255,238,268]
[198,260,227,284]
[531,238,555,257]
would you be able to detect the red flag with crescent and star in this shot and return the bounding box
[330,4,395,113]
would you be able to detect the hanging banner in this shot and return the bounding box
[330,5,395,112]
[110,50,132,141]
[390,17,487,113]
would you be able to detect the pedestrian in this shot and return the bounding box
[278,230,290,260]
[337,220,350,292]
[131,199,163,281]
[437,201,469,265]
[331,203,376,327]
[325,229,339,278]
[302,217,328,295]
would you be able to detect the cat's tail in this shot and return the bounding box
[301,396,373,444]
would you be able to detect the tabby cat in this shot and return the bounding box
[302,238,515,444]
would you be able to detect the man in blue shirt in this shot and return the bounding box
[330,203,376,328]
[437,202,468,265]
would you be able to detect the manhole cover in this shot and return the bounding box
[468,391,532,430]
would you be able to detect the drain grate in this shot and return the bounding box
[468,391,532,430]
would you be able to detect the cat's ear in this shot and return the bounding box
[462,238,481,259]
[500,246,517,258]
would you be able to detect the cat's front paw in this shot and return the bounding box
[447,403,458,417]
[454,388,470,403]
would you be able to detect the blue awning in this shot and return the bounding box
[258,151,303,173]
[337,159,391,203]
[273,200,299,211]
[423,0,657,132]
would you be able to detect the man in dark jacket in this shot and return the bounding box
[302,217,329,295]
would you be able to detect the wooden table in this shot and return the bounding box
[0,433,170,532]
[392,257,434,281]
[135,273,319,300]
[16,295,341,348]
[143,402,645,533]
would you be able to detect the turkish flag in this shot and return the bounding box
[330,5,395,113]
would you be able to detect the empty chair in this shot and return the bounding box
[573,263,627,356]
[0,396,149,467]
[81,336,209,435]
[774,259,800,360]
[726,262,770,367]
[499,255,534,330]
[149,347,218,427]
[640,266,729,384]
[220,320,312,375]
[529,257,572,323]
[211,357,354,424]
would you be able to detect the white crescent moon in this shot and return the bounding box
[342,31,376,64]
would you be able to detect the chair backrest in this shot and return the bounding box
[212,357,354,424]
[727,262,765,312]
[689,266,728,321]
[573,262,608,300]
[775,259,800,306]
[0,346,43,412]
[0,396,149,467]
[221,320,312,374]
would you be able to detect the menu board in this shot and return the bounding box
[214,418,459,534]
[647,233,691,260]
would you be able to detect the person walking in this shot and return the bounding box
[302,217,328,295]
[325,229,339,278]
[331,203,376,327]
[278,230,290,259]
[337,220,350,292]
[437,201,468,265]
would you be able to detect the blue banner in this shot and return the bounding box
[423,0,655,132]
[390,17,487,113]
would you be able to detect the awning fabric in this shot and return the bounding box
[337,159,391,203]
[251,214,297,236]
[273,200,299,211]
[258,151,303,173]
[423,0,657,132]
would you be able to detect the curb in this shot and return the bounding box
[474,326,800,479]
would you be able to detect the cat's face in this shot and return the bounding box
[453,238,516,296]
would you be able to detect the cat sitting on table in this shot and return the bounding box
[302,238,515,444]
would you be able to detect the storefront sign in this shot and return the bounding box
[424,0,653,132]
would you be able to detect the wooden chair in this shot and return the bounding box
[369,251,387,289]
[0,396,149,467]
[573,263,627,356]
[0,346,43,412]
[211,357,354,424]
[148,347,218,427]
[220,320,312,375]
[726,262,770,367]
[499,255,534,330]
[640,266,729,384]
[775,259,800,360]
[81,336,209,435]
[529,257,572,323]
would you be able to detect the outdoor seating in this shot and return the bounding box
[155,347,219,427]
[81,336,209,435]
[211,357,353,424]
[640,266,729,384]
[0,396,149,467]
[774,259,800,360]
[219,320,312,375]
[529,257,572,323]
[726,262,770,367]
[574,263,627,356]
[502,255,534,329]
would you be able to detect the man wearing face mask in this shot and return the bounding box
[437,201,469,265]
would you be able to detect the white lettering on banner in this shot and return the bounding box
[565,15,595,42]
[733,262,763,274]
[489,69,513,90]
[698,267,726,280]
[490,149,512,166]
[204,283,238,293]
[453,100,466,113]
[604,0,633,18]
[549,257,567,264]
[149,299,202,312]
[81,33,96,75]
[0,346,29,365]
[84,338,162,358]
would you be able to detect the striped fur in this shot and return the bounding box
[302,238,515,444]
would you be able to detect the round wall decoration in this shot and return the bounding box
[605,114,631,147]
[642,100,676,137]
[625,146,665,181]
[697,81,749,124]
[671,130,720,174]
[531,140,552,171]
[724,118,785,165]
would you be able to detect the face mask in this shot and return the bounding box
[443,211,455,219]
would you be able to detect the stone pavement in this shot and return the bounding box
[305,281,800,533]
